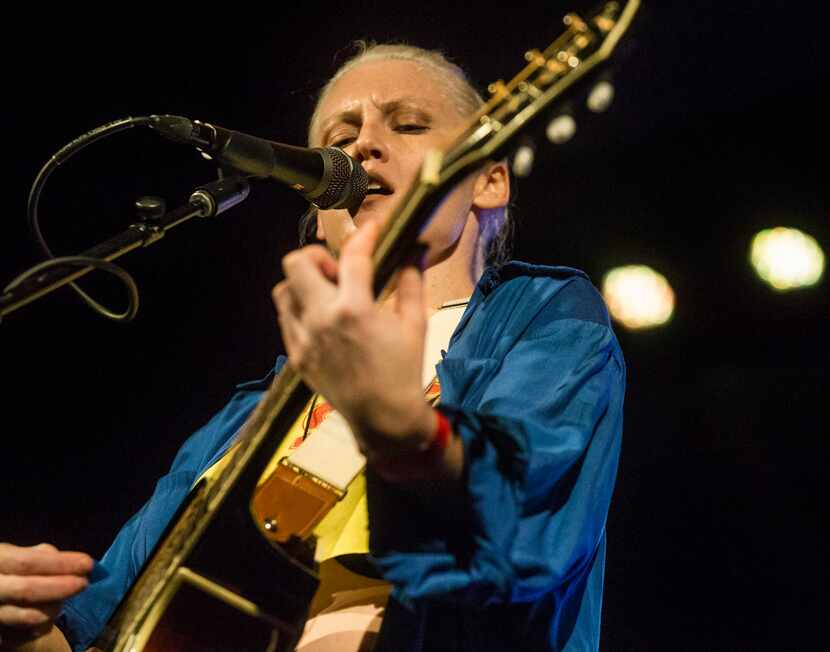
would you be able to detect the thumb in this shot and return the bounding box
[395,266,426,338]
[339,221,379,303]
[341,219,379,260]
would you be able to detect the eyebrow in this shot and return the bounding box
[318,96,434,144]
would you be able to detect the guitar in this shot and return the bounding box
[92,3,641,650]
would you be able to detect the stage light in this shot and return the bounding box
[602,265,675,330]
[750,227,824,291]
[546,114,577,144]
[512,143,535,178]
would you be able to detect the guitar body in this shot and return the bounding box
[136,580,283,652]
[136,499,317,652]
[94,475,321,651]
[93,378,321,652]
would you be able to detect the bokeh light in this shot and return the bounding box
[546,114,577,144]
[511,144,535,178]
[602,265,675,330]
[750,227,824,291]
[587,80,615,113]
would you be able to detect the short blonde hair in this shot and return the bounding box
[308,41,485,145]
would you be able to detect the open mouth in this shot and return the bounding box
[365,176,394,197]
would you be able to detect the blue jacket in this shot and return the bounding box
[59,262,625,651]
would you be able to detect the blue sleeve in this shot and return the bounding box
[56,359,284,651]
[368,291,625,608]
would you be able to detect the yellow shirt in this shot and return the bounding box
[199,375,441,564]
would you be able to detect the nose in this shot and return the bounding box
[352,121,388,163]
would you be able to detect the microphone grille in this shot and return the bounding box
[313,148,368,210]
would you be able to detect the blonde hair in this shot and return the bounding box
[308,41,485,145]
[301,41,514,267]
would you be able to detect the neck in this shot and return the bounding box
[384,211,483,317]
[422,251,476,313]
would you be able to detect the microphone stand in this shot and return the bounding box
[0,175,250,320]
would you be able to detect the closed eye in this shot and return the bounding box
[329,124,427,148]
[395,124,428,134]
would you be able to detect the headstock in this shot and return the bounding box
[446,0,641,173]
[371,1,641,291]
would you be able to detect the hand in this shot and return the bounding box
[272,221,435,460]
[0,542,92,648]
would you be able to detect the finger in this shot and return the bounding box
[0,544,92,576]
[339,221,379,305]
[298,245,339,283]
[0,575,88,604]
[277,307,310,364]
[274,284,311,366]
[395,266,426,338]
[271,281,298,320]
[0,601,63,628]
[281,245,339,305]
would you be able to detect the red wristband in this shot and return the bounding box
[372,409,452,483]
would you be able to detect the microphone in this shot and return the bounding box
[149,115,368,211]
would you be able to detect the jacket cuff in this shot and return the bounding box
[368,405,529,607]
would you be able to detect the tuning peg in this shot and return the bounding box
[488,79,509,100]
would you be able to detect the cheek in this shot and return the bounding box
[421,182,475,246]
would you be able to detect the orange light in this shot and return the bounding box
[602,265,675,330]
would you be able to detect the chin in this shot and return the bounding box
[353,205,391,228]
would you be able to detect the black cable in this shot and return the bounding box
[3,256,139,322]
[302,394,320,441]
[26,116,151,321]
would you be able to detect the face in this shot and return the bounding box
[310,58,481,259]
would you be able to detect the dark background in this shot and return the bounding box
[2,3,828,649]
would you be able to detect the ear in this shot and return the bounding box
[471,160,510,211]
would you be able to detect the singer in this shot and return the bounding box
[0,43,625,652]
